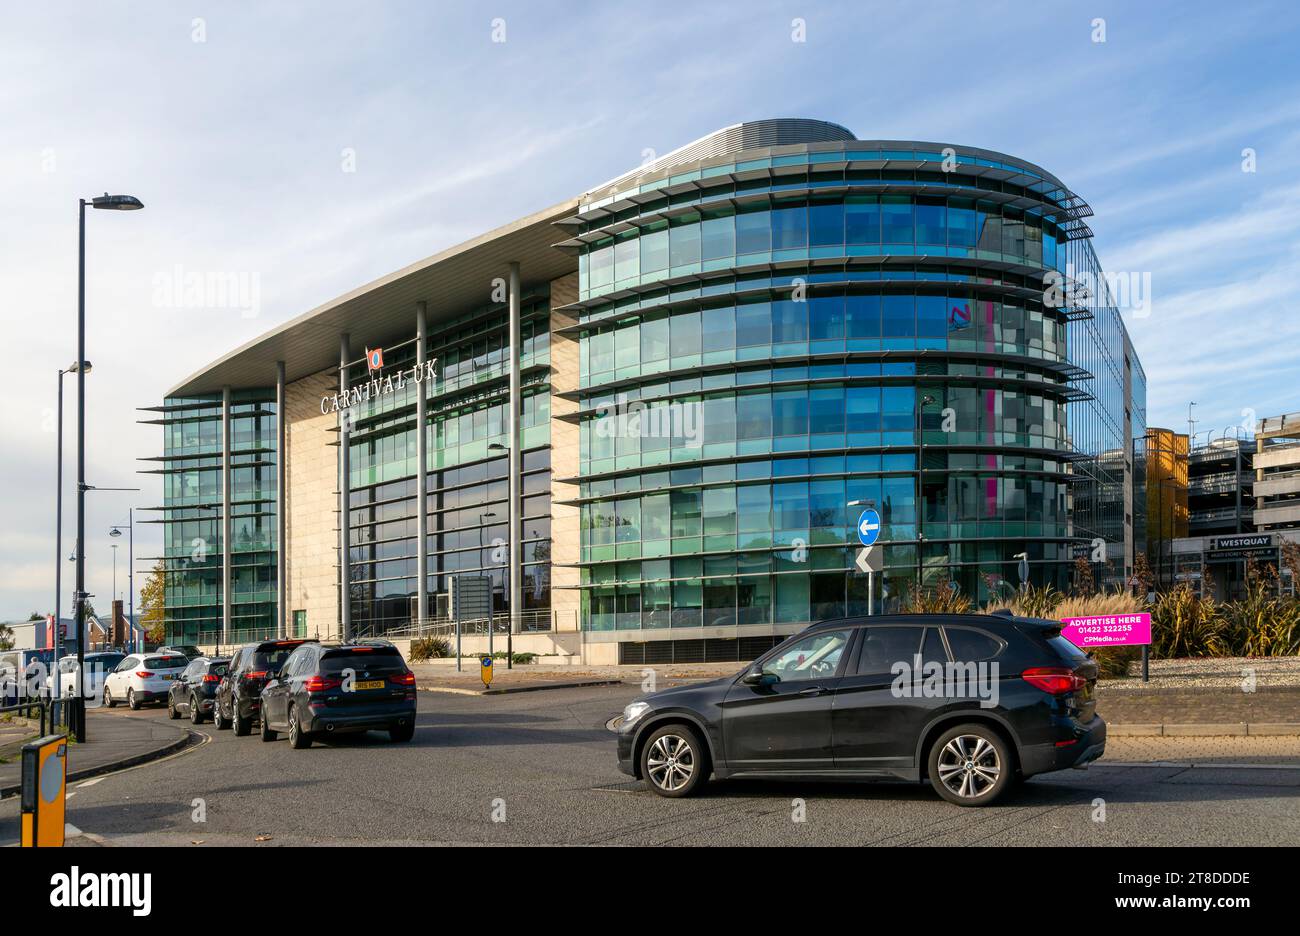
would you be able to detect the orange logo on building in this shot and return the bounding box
[365,347,384,372]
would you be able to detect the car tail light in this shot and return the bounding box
[202,674,220,683]
[135,671,151,678]
[245,670,267,679]
[1022,667,1087,695]
[303,676,342,692]
[388,671,416,687]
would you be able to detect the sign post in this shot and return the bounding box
[856,508,883,615]
[480,655,494,690]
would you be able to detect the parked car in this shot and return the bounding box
[57,651,127,702]
[260,641,417,748]
[159,644,203,661]
[102,652,190,710]
[616,612,1105,806]
[214,639,316,735]
[167,657,230,723]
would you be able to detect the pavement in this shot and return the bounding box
[0,706,192,799]
[2,683,1298,847]
[410,661,735,695]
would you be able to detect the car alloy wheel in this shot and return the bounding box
[103,686,114,708]
[936,734,1001,800]
[646,733,695,793]
[190,695,203,724]
[128,689,139,711]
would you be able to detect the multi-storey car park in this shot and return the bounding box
[145,118,1146,665]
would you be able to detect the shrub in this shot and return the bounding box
[982,584,1062,619]
[408,635,451,662]
[1089,645,1142,680]
[1150,585,1229,657]
[903,580,972,614]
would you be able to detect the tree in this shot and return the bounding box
[140,559,167,646]
[27,611,43,621]
[0,622,13,651]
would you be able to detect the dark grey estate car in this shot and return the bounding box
[617,611,1104,806]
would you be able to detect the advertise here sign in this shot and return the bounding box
[1060,612,1152,649]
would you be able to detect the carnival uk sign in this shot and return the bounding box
[1059,612,1152,649]
[320,355,438,416]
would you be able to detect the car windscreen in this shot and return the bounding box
[319,648,406,675]
[143,656,188,670]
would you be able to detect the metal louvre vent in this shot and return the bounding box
[617,636,785,666]
[590,118,856,196]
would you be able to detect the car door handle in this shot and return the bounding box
[799,686,826,696]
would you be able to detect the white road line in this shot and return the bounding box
[77,776,104,788]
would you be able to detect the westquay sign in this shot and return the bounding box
[320,357,438,416]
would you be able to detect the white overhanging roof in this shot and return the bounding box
[167,197,581,397]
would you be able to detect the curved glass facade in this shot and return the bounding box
[569,140,1138,633]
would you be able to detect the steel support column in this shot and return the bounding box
[508,262,522,645]
[415,302,429,628]
[276,360,287,639]
[339,334,352,641]
[221,385,232,644]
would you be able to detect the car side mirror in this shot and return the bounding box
[742,667,777,686]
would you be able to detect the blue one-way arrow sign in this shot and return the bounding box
[857,508,881,547]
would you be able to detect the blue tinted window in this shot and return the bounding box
[809,295,844,339]
[669,221,701,267]
[881,197,914,243]
[846,294,880,338]
[772,390,808,436]
[701,215,735,260]
[772,300,807,342]
[917,295,947,338]
[736,210,770,255]
[882,294,915,337]
[915,198,946,245]
[771,204,808,249]
[701,304,734,352]
[640,228,669,273]
[809,201,844,247]
[736,301,771,346]
[845,196,880,244]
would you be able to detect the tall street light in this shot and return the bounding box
[54,360,90,717]
[110,510,135,652]
[71,192,144,742]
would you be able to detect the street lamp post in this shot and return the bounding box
[54,361,90,720]
[71,192,144,742]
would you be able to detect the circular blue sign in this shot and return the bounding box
[857,509,882,546]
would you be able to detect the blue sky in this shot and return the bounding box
[2,0,1298,619]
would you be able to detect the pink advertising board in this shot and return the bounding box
[1059,612,1152,649]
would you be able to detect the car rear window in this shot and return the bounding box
[208,662,229,677]
[320,647,406,675]
[1048,634,1089,663]
[144,656,187,670]
[943,628,1003,662]
[250,649,297,671]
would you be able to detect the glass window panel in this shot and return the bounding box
[640,316,669,363]
[736,301,771,347]
[772,390,808,437]
[701,304,735,352]
[771,203,808,250]
[736,209,771,255]
[809,295,844,340]
[845,196,880,244]
[846,294,880,338]
[880,196,914,244]
[701,214,735,260]
[640,227,669,273]
[882,294,915,337]
[670,309,701,359]
[669,219,702,267]
[771,299,807,342]
[809,200,844,247]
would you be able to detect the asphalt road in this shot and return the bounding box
[3,684,1299,846]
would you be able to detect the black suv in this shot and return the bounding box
[616,612,1104,806]
[167,657,230,724]
[259,641,417,748]
[214,639,315,735]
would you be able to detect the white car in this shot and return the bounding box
[102,652,189,710]
[58,651,128,705]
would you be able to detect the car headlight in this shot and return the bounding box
[622,701,651,726]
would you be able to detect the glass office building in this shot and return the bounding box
[148,119,1145,663]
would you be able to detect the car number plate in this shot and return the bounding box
[354,680,384,690]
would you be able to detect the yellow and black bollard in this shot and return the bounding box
[20,734,67,847]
